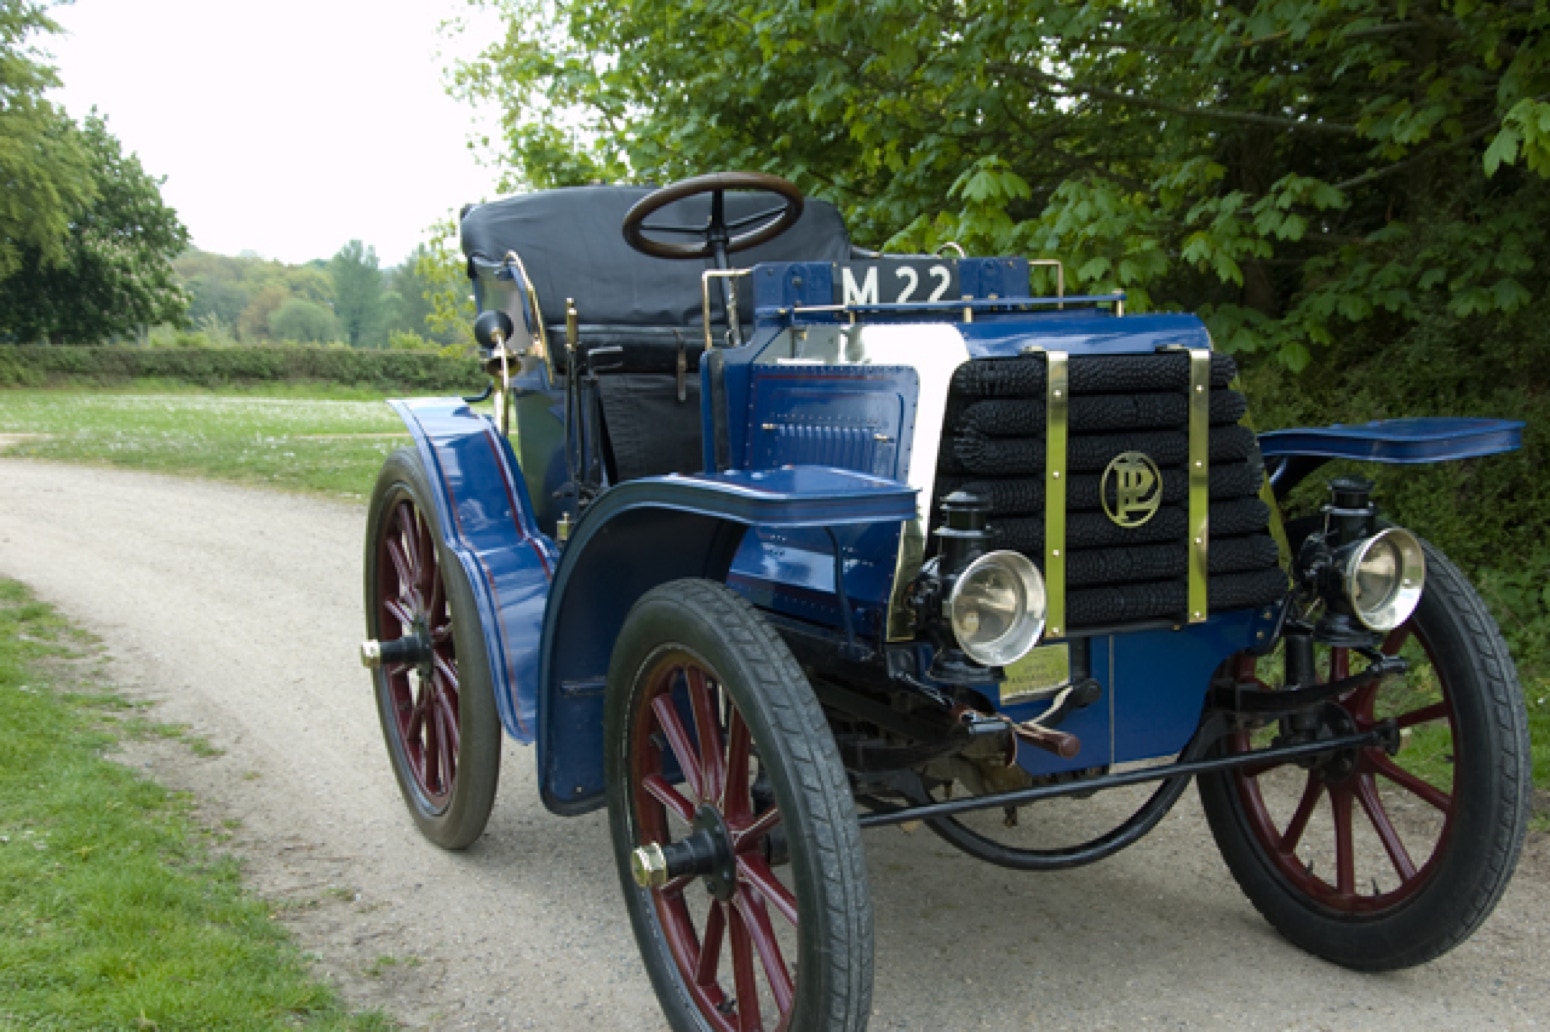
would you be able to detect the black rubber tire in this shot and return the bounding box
[364,447,501,849]
[1198,538,1531,970]
[605,579,873,1031]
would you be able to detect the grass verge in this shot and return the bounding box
[0,580,391,1031]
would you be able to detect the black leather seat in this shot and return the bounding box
[461,184,853,481]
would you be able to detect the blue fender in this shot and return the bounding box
[538,466,918,815]
[1258,416,1523,497]
[390,398,557,743]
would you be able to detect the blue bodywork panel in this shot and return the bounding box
[1259,417,1523,465]
[1259,416,1524,495]
[390,399,558,743]
[537,467,918,814]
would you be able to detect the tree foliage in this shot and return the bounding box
[0,112,190,343]
[0,0,94,281]
[2,7,188,343]
[328,239,384,348]
[457,0,1550,371]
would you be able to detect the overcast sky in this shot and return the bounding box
[46,0,505,267]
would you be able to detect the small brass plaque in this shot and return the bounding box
[1000,644,1071,706]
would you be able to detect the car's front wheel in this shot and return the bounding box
[1199,538,1530,969]
[605,579,873,1031]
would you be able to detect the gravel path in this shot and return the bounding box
[1,457,1545,1030]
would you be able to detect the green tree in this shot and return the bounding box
[267,297,339,343]
[0,112,189,343]
[414,222,476,348]
[328,239,385,347]
[0,1,95,284]
[457,0,1550,372]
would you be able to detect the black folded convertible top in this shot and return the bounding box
[459,184,852,330]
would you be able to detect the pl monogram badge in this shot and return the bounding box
[1102,451,1163,528]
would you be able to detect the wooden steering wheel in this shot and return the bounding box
[621,171,805,262]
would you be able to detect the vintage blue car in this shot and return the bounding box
[360,172,1531,1031]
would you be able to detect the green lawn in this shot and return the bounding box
[0,385,416,499]
[0,580,390,1031]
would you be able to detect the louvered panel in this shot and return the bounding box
[755,424,896,477]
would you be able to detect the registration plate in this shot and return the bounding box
[832,259,961,306]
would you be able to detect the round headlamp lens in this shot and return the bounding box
[948,550,1046,667]
[1345,528,1425,631]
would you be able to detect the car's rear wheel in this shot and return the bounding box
[606,579,872,1031]
[1198,538,1530,969]
[364,448,501,849]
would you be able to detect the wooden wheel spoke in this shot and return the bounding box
[643,773,698,823]
[728,904,762,1032]
[1370,752,1451,812]
[1330,786,1356,897]
[1279,774,1324,856]
[415,512,438,603]
[385,537,414,597]
[737,854,798,926]
[694,901,728,989]
[687,667,727,805]
[396,503,420,574]
[1395,700,1450,730]
[383,598,416,630]
[427,566,445,627]
[1355,774,1417,882]
[652,692,705,800]
[732,807,782,853]
[735,889,795,1018]
[433,688,460,757]
[722,710,753,821]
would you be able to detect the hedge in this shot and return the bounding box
[0,346,484,392]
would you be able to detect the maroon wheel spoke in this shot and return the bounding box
[735,889,795,1018]
[432,697,455,794]
[737,854,798,926]
[687,667,727,805]
[1370,751,1451,812]
[643,773,698,823]
[396,503,420,575]
[427,564,445,627]
[415,511,437,603]
[694,900,728,989]
[420,698,441,790]
[723,710,753,821]
[1330,648,1350,683]
[384,598,416,630]
[652,691,706,801]
[404,686,427,742]
[727,904,762,1032]
[732,807,782,853]
[1355,773,1417,882]
[1395,700,1450,730]
[385,538,414,596]
[1278,773,1324,856]
[434,653,460,696]
[1330,785,1357,897]
[434,688,460,757]
[659,873,696,898]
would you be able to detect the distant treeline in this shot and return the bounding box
[169,242,473,352]
[0,346,481,392]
